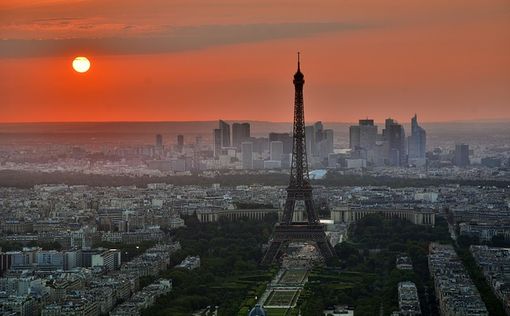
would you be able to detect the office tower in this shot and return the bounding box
[242,136,269,154]
[359,119,377,150]
[213,120,231,158]
[320,129,334,159]
[305,125,315,160]
[349,125,361,149]
[213,129,221,158]
[176,135,184,153]
[154,134,164,158]
[312,121,324,157]
[454,144,470,167]
[384,118,406,166]
[305,121,333,162]
[269,132,293,155]
[313,127,334,162]
[314,121,324,145]
[270,141,284,161]
[241,142,253,169]
[219,120,231,147]
[408,114,426,160]
[232,123,250,148]
[350,119,377,162]
[155,134,163,148]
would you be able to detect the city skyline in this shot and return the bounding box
[1,2,510,315]
[1,0,509,123]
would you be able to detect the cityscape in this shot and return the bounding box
[1,1,510,316]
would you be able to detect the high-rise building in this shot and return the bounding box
[304,121,333,162]
[312,121,324,157]
[219,120,231,147]
[454,144,470,167]
[176,135,184,153]
[213,128,221,158]
[407,114,426,161]
[155,134,163,148]
[213,120,231,158]
[314,121,324,148]
[384,118,406,166]
[349,125,361,149]
[269,132,293,155]
[320,129,334,159]
[359,119,377,150]
[349,119,377,162]
[241,142,253,169]
[232,123,250,148]
[305,125,315,160]
[270,141,284,161]
[154,134,164,158]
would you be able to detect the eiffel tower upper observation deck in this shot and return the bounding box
[261,54,335,265]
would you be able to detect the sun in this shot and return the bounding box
[72,56,91,73]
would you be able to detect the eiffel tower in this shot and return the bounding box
[261,54,335,265]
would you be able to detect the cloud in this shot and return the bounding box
[0,22,366,58]
[0,16,160,40]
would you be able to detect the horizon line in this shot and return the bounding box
[1,117,510,125]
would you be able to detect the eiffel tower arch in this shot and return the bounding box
[261,54,335,265]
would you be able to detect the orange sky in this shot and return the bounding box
[1,0,509,123]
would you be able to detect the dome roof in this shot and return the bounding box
[248,304,267,316]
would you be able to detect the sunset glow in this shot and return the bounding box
[1,0,509,123]
[72,56,90,73]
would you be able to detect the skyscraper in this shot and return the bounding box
[320,129,334,159]
[349,119,377,162]
[454,144,470,167]
[349,125,361,149]
[269,132,292,155]
[213,129,221,158]
[270,141,284,161]
[350,119,377,149]
[408,114,426,160]
[305,125,315,161]
[155,134,163,149]
[155,134,164,158]
[384,118,406,166]
[176,135,184,153]
[358,119,377,151]
[305,121,333,163]
[219,120,231,147]
[311,121,324,157]
[241,141,253,169]
[232,123,250,148]
[314,121,324,154]
[213,120,231,158]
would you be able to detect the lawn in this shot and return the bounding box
[279,269,308,284]
[265,290,300,307]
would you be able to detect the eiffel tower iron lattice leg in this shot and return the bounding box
[262,53,335,265]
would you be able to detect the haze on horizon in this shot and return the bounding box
[1,0,509,123]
